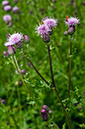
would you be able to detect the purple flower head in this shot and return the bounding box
[65,17,79,26]
[2,1,9,5]
[8,33,23,45]
[41,109,49,121]
[43,18,57,28]
[4,42,13,46]
[4,5,11,11]
[3,15,11,24]
[36,24,50,36]
[13,6,19,13]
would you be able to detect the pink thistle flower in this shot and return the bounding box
[4,42,13,46]
[36,24,49,35]
[3,15,11,24]
[2,1,9,6]
[4,5,11,11]
[13,6,19,13]
[65,17,79,26]
[8,33,23,45]
[43,18,57,28]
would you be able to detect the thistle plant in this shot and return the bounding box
[64,16,80,108]
[3,14,80,128]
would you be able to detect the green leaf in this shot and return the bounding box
[62,123,66,129]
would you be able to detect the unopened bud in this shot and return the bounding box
[83,1,85,5]
[20,69,26,75]
[3,51,9,57]
[8,22,12,27]
[14,0,18,3]
[8,46,16,55]
[68,25,75,35]
[64,31,68,36]
[42,33,50,43]
[42,105,50,112]
[24,35,30,44]
[41,109,49,121]
[1,100,5,104]
[49,110,53,115]
[15,41,23,49]
[79,106,82,109]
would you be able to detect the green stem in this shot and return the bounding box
[65,40,72,109]
[14,55,20,72]
[47,44,72,129]
[17,82,22,129]
[11,56,41,111]
[46,121,50,129]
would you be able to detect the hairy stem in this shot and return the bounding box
[53,123,60,129]
[65,40,72,109]
[47,44,72,129]
[22,49,49,85]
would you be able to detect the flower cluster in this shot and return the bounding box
[41,105,53,121]
[36,17,57,43]
[2,0,20,26]
[4,33,30,56]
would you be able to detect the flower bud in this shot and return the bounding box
[79,106,82,109]
[3,51,9,57]
[8,46,16,55]
[19,81,23,87]
[24,35,30,44]
[68,25,75,35]
[20,69,26,75]
[15,41,23,49]
[49,110,53,115]
[14,0,18,3]
[42,105,50,112]
[8,22,12,27]
[52,0,57,2]
[41,109,49,121]
[1,99,5,104]
[64,31,68,36]
[42,33,50,43]
[83,1,85,5]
